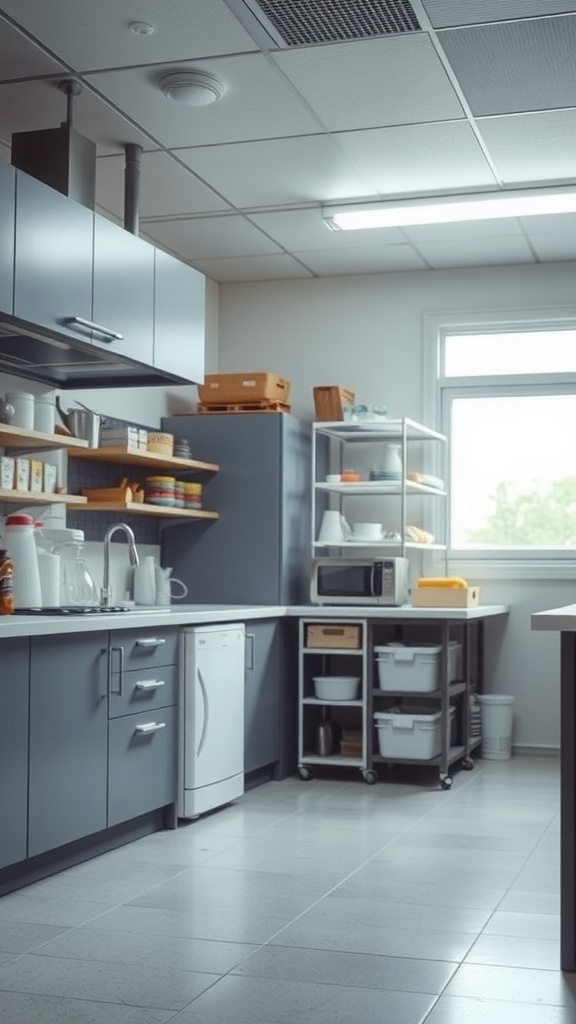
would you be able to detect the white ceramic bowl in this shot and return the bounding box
[313,676,361,700]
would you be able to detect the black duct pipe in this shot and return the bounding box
[124,143,142,235]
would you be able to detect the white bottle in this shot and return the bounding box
[3,513,42,608]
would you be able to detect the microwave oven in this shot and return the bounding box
[310,557,410,606]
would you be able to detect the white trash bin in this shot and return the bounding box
[477,694,515,760]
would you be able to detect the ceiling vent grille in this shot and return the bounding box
[253,0,421,46]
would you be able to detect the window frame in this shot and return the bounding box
[423,307,576,580]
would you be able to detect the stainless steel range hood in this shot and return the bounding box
[0,316,185,389]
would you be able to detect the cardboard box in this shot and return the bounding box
[313,386,355,421]
[43,463,57,494]
[29,459,43,492]
[0,455,14,490]
[410,586,480,608]
[306,624,361,649]
[198,372,291,405]
[15,456,29,491]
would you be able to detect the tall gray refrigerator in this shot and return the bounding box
[161,412,311,605]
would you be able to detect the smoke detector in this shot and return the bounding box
[159,71,225,107]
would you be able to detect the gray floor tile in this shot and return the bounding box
[0,990,175,1024]
[424,994,576,1023]
[465,933,560,970]
[499,889,560,914]
[231,943,457,993]
[482,911,559,940]
[0,892,115,928]
[445,962,576,1006]
[168,973,437,1023]
[82,903,294,944]
[36,926,258,974]
[271,915,476,961]
[0,920,69,955]
[0,953,218,1010]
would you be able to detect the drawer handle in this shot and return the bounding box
[135,679,166,691]
[135,721,166,735]
[64,315,124,341]
[135,637,167,648]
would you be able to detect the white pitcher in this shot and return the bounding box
[133,555,157,606]
[318,510,351,544]
[155,565,188,606]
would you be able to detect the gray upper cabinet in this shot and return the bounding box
[0,639,29,870]
[0,161,15,314]
[154,248,205,383]
[14,169,93,342]
[28,633,108,857]
[92,215,154,363]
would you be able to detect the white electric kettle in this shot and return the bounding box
[318,510,351,544]
[155,565,188,606]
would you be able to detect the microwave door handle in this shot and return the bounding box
[372,561,383,597]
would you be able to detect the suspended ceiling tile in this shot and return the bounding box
[139,214,284,260]
[0,79,151,156]
[291,244,429,276]
[247,209,406,251]
[401,217,524,244]
[192,254,314,283]
[0,0,259,71]
[272,34,464,131]
[528,235,576,261]
[478,110,576,184]
[176,135,378,208]
[414,235,535,268]
[520,213,576,235]
[85,54,320,148]
[438,16,576,115]
[421,1,576,29]
[0,17,66,81]
[336,121,497,195]
[95,151,231,222]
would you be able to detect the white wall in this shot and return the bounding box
[216,260,576,751]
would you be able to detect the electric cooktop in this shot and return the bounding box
[14,606,132,615]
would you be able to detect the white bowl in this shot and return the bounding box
[313,676,360,700]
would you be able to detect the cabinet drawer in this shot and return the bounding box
[110,628,179,669]
[109,663,178,719]
[108,706,177,827]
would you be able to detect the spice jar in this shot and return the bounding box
[0,549,14,614]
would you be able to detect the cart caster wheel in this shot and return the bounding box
[440,775,452,790]
[298,767,312,781]
[363,770,378,785]
[461,758,475,771]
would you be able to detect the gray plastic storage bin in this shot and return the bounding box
[374,642,461,693]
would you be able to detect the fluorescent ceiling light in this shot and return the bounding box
[322,188,576,231]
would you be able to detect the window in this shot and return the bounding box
[436,320,576,562]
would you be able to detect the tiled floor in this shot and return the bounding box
[0,755,575,1023]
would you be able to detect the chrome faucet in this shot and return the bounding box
[101,522,140,607]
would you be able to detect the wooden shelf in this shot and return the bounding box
[68,446,218,473]
[66,500,218,519]
[0,424,89,452]
[0,489,87,506]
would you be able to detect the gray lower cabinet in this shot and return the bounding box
[108,627,179,827]
[108,706,177,826]
[244,619,281,774]
[0,639,29,869]
[28,632,109,857]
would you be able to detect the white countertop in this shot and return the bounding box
[0,602,510,639]
[531,605,576,632]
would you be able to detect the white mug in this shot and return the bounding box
[318,510,351,544]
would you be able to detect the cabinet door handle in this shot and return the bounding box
[109,645,124,696]
[134,721,166,735]
[246,632,255,671]
[63,315,124,341]
[135,637,167,648]
[135,679,166,691]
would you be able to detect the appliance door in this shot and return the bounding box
[182,625,245,792]
[312,559,380,604]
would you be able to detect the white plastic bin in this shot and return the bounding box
[477,694,515,760]
[374,642,461,693]
[374,707,455,760]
